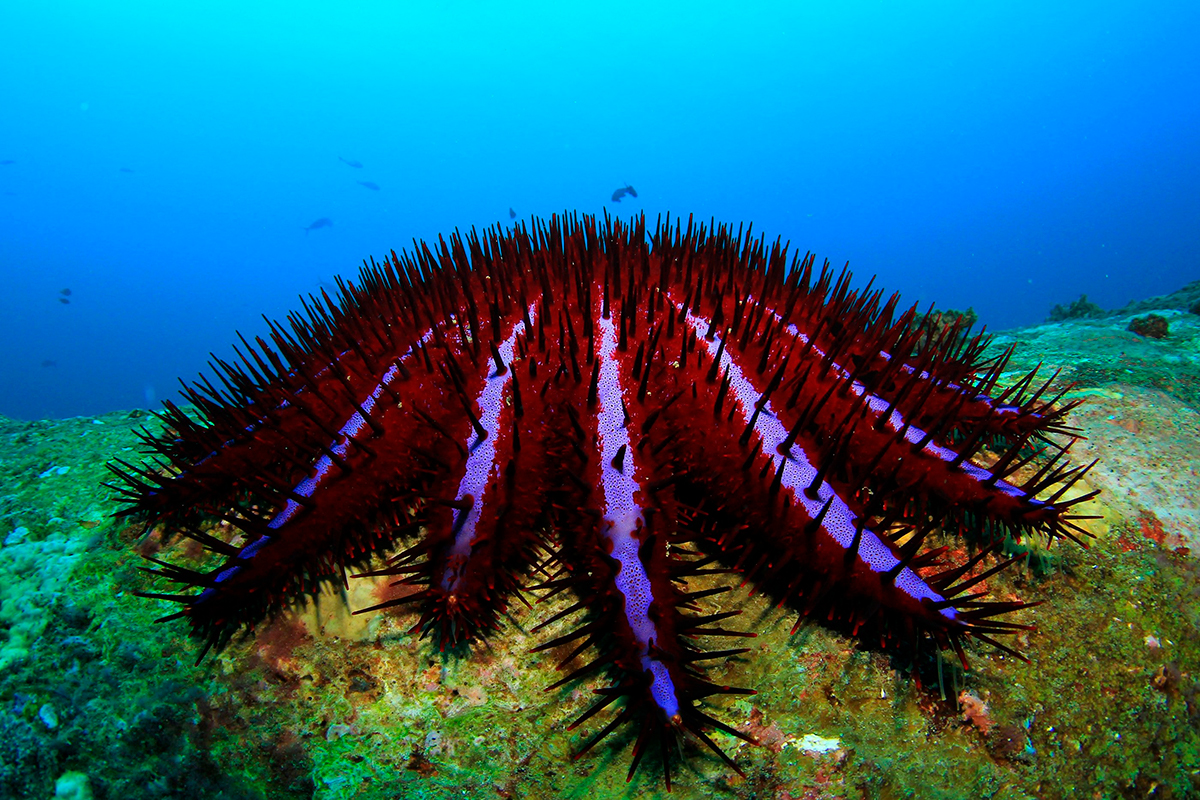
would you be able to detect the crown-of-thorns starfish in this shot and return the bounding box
[111,212,1097,789]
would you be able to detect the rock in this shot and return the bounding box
[38,704,58,730]
[53,771,91,800]
[1128,313,1169,339]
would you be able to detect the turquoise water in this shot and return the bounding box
[1,1,1197,419]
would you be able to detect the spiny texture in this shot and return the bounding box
[111,212,1097,789]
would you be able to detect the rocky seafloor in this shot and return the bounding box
[1,295,1198,800]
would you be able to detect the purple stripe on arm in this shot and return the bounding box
[595,314,681,719]
[224,329,437,575]
[756,305,1042,503]
[682,309,956,620]
[440,306,538,591]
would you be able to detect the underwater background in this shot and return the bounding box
[2,3,1200,800]
[1,1,1198,420]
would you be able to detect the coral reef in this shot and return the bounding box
[1047,294,1105,322]
[1114,279,1200,318]
[1048,279,1200,321]
[990,309,1200,413]
[1,277,1199,799]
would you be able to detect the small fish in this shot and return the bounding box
[59,297,70,304]
[119,167,134,173]
[339,157,363,168]
[0,160,14,166]
[41,359,56,368]
[305,218,333,235]
[611,184,638,202]
[60,288,72,296]
[357,181,380,191]
[509,208,516,219]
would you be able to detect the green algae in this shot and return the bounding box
[989,310,1200,412]
[0,412,296,799]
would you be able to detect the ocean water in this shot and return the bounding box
[0,2,1197,419]
[2,6,1200,800]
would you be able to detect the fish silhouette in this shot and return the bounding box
[0,160,14,166]
[611,184,638,202]
[338,157,363,168]
[357,181,380,191]
[509,208,516,219]
[59,297,70,305]
[60,288,72,296]
[119,167,134,173]
[305,218,333,235]
[41,359,56,368]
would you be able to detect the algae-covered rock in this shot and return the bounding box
[54,771,93,800]
[1128,313,1170,339]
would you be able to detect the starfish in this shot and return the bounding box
[112,212,1097,789]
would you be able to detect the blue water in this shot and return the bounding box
[1,2,1197,420]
